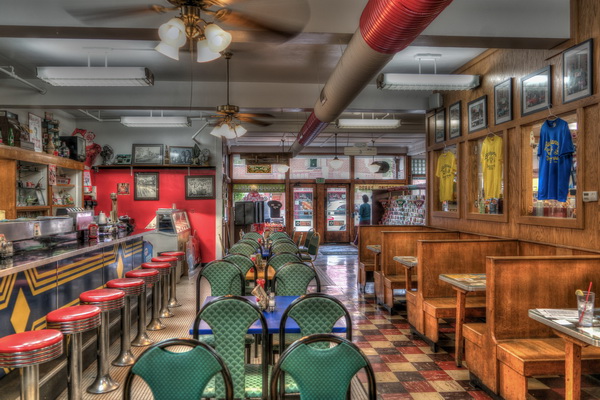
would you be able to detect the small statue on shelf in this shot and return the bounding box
[100,144,114,165]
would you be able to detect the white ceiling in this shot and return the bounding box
[0,0,570,154]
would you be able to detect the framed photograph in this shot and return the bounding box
[520,66,551,116]
[134,172,159,201]
[434,109,446,143]
[117,183,130,195]
[132,144,163,165]
[28,113,43,152]
[115,154,132,165]
[468,95,487,133]
[563,39,593,103]
[448,101,461,139]
[494,78,513,125]
[168,146,193,165]
[185,175,215,200]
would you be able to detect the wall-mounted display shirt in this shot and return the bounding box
[436,151,457,202]
[481,135,503,199]
[537,118,574,202]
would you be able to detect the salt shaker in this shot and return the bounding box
[268,292,276,312]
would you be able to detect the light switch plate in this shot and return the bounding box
[583,191,598,202]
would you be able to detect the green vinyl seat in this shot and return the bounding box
[271,242,300,256]
[228,242,256,257]
[123,338,234,400]
[238,238,261,251]
[242,232,263,241]
[224,253,258,295]
[268,232,289,241]
[195,260,245,314]
[299,232,320,267]
[270,334,377,400]
[273,262,321,296]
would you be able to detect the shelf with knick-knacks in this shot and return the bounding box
[16,161,48,217]
[49,167,82,216]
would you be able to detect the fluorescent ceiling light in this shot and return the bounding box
[337,118,401,129]
[37,67,154,87]
[377,73,480,91]
[120,116,190,128]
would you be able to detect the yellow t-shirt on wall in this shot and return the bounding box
[481,136,503,198]
[436,151,457,202]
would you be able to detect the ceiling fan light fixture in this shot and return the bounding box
[158,18,187,47]
[234,123,247,137]
[204,23,232,53]
[330,157,343,170]
[197,39,222,63]
[155,41,180,61]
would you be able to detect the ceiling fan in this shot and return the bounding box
[209,52,273,138]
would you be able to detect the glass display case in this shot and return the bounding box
[432,145,459,216]
[293,187,314,232]
[16,161,49,218]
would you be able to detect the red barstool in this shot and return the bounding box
[141,261,171,330]
[151,255,178,318]
[160,251,185,308]
[46,305,101,400]
[0,329,64,400]
[125,268,160,346]
[106,278,145,367]
[79,288,125,394]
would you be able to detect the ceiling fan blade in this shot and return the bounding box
[66,4,173,23]
[237,113,275,118]
[237,116,272,127]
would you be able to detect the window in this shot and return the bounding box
[231,154,286,180]
[354,156,398,180]
[289,156,350,179]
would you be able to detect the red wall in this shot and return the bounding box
[93,169,216,263]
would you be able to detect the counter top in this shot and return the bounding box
[0,230,151,277]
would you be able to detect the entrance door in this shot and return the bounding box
[324,185,350,243]
[292,185,316,234]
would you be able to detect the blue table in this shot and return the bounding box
[190,296,347,335]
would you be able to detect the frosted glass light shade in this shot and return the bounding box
[234,124,247,137]
[155,41,180,60]
[204,23,232,52]
[197,39,222,63]
[158,18,186,47]
[367,162,381,173]
[275,164,290,173]
[329,157,343,169]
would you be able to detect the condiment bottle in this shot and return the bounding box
[88,223,98,239]
[268,292,276,312]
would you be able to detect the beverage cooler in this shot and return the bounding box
[293,187,314,232]
[143,208,192,278]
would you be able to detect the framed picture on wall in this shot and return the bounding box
[448,101,461,139]
[28,113,43,152]
[520,66,551,116]
[494,78,513,125]
[168,146,193,165]
[468,95,487,133]
[563,39,593,104]
[434,108,445,143]
[185,175,215,200]
[115,154,132,165]
[134,172,159,200]
[132,144,163,165]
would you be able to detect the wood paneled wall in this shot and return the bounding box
[427,0,600,250]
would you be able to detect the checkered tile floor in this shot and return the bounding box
[316,245,600,400]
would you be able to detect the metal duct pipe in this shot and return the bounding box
[290,0,454,155]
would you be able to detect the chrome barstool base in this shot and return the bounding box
[168,298,182,308]
[86,376,120,394]
[131,331,154,347]
[112,350,136,367]
[159,309,175,318]
[146,319,166,331]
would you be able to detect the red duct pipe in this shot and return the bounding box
[290,0,454,155]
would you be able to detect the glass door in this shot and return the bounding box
[325,185,350,243]
[292,186,315,232]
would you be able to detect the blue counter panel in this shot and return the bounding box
[57,248,105,309]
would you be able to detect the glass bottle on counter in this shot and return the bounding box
[8,127,14,146]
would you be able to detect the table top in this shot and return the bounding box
[190,296,347,335]
[529,308,600,347]
[366,245,381,254]
[393,256,418,268]
[439,273,487,292]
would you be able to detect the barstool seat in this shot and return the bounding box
[107,278,145,296]
[151,255,178,263]
[80,289,126,310]
[142,261,171,274]
[160,251,185,257]
[126,268,160,283]
[0,329,64,400]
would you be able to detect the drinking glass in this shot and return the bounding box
[577,291,595,327]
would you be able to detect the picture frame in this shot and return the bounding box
[132,144,163,165]
[468,95,487,133]
[563,39,593,104]
[28,113,43,152]
[494,78,513,125]
[448,101,461,139]
[520,66,551,117]
[117,183,130,195]
[168,146,193,165]
[434,108,446,143]
[134,172,159,201]
[115,154,132,165]
[185,175,215,200]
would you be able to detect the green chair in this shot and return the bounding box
[273,262,321,296]
[269,232,289,241]
[195,260,245,314]
[299,232,320,267]
[224,253,258,295]
[271,242,300,256]
[192,296,269,400]
[123,338,234,400]
[243,232,263,241]
[229,242,256,257]
[298,229,315,252]
[270,334,377,400]
[238,238,261,251]
[265,252,305,290]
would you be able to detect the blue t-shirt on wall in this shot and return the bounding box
[537,118,574,202]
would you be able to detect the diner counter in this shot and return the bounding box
[0,230,151,277]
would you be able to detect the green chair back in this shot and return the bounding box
[269,232,289,241]
[307,232,320,256]
[270,334,376,400]
[238,238,260,251]
[223,254,255,276]
[243,232,263,241]
[273,262,321,296]
[267,253,304,272]
[123,338,234,400]
[302,229,315,248]
[193,296,268,400]
[229,242,256,257]
[271,242,299,256]
[195,260,245,313]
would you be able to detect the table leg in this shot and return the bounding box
[454,288,467,367]
[564,339,582,400]
[404,267,412,292]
